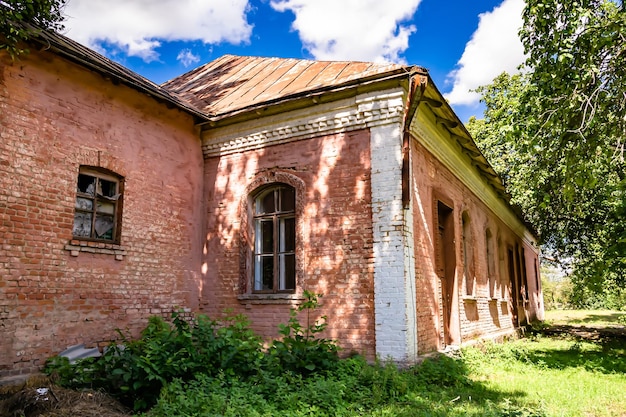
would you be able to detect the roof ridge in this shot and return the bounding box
[163,54,418,117]
[207,54,412,67]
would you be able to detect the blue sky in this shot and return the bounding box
[60,0,527,123]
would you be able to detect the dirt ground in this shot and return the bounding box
[0,376,132,417]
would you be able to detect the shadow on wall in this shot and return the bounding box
[200,129,376,356]
[489,301,501,328]
[463,301,479,322]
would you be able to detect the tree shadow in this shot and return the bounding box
[567,312,626,325]
[201,127,377,358]
[520,329,626,375]
[402,354,547,416]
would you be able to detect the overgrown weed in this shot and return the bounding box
[44,307,626,416]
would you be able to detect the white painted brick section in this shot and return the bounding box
[403,203,418,361]
[371,123,413,361]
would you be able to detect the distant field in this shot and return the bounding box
[544,309,626,327]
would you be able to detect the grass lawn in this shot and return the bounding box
[543,309,626,327]
[454,310,626,417]
[462,334,626,417]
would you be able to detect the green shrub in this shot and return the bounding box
[45,296,342,411]
[413,354,470,388]
[44,355,98,388]
[265,291,340,376]
[45,310,264,411]
[148,373,275,417]
[149,369,361,417]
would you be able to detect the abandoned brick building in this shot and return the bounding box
[0,28,544,380]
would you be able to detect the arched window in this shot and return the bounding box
[252,184,296,293]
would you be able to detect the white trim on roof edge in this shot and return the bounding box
[410,103,536,247]
[201,89,406,157]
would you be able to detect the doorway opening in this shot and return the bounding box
[436,200,457,345]
[507,247,519,327]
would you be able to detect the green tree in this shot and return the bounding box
[1,0,66,58]
[468,0,626,306]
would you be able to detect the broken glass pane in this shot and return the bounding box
[254,255,274,291]
[75,197,93,211]
[94,215,114,239]
[280,217,295,252]
[96,201,115,215]
[261,255,273,290]
[98,178,117,198]
[73,212,92,237]
[77,174,96,195]
[259,220,273,254]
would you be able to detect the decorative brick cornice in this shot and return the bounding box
[202,90,406,157]
[410,105,536,247]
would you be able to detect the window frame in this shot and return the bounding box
[461,211,475,297]
[73,166,123,244]
[251,184,297,294]
[486,228,497,299]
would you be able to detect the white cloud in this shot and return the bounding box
[62,0,253,62]
[270,0,421,63]
[445,0,526,106]
[177,49,200,67]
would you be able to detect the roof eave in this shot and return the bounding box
[198,66,426,129]
[415,75,539,239]
[25,25,209,123]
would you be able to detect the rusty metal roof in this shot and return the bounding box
[162,55,420,117]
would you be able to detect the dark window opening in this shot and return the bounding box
[252,185,296,293]
[462,212,475,296]
[486,229,496,298]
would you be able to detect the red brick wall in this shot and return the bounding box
[0,51,204,379]
[411,140,540,353]
[201,129,376,358]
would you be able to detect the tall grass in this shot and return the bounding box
[143,333,626,417]
[44,307,626,416]
[148,330,626,416]
[463,334,626,417]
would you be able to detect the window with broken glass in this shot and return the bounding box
[73,168,122,243]
[253,185,296,293]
